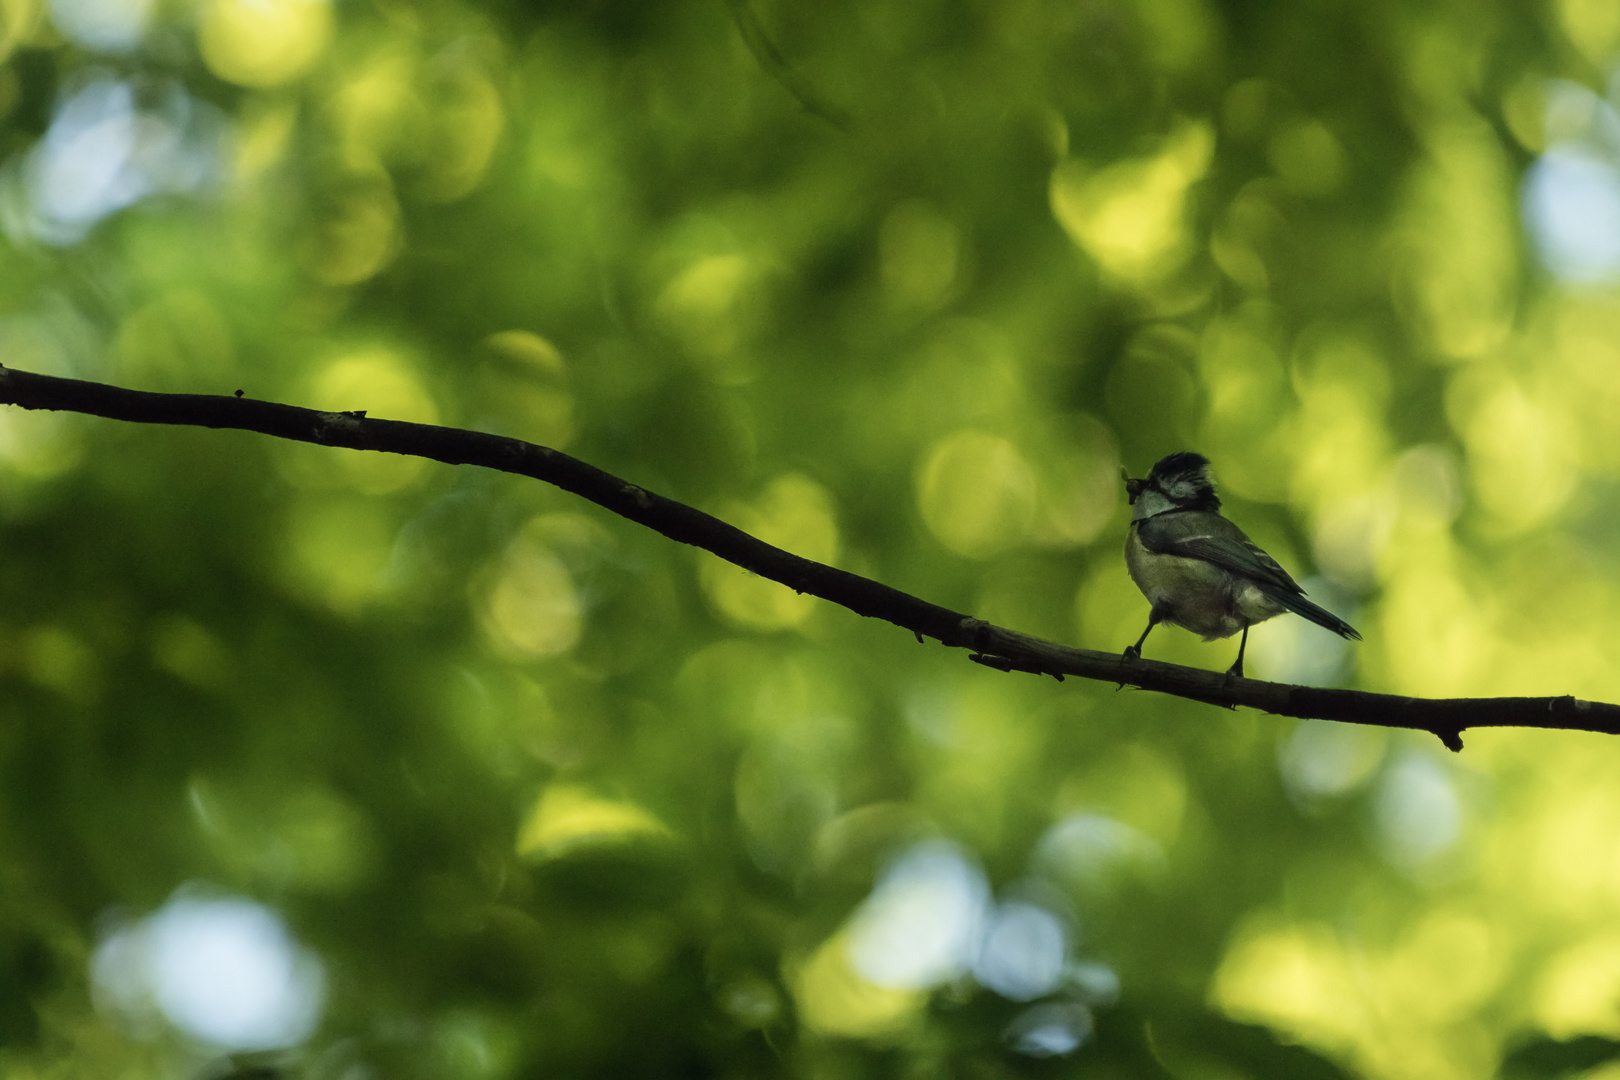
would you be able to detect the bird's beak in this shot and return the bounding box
[1122,467,1147,505]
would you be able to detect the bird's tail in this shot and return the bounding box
[1276,593,1360,640]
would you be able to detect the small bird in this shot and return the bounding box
[1121,452,1359,677]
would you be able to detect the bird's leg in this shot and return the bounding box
[1226,623,1251,678]
[1123,609,1161,662]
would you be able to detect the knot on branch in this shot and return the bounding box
[946,617,989,650]
[313,411,366,444]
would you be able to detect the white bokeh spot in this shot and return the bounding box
[973,900,1068,1001]
[91,887,325,1051]
[1522,78,1620,284]
[845,840,989,990]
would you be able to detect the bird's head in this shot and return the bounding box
[1124,451,1220,518]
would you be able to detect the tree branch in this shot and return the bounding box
[1,364,1613,751]
[722,0,854,131]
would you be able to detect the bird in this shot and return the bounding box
[1121,452,1359,678]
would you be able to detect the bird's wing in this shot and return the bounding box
[1138,511,1361,640]
[1136,511,1304,595]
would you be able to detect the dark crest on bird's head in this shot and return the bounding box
[1142,451,1219,511]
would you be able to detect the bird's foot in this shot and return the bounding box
[1115,646,1140,691]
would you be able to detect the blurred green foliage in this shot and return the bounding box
[3,1,1620,1078]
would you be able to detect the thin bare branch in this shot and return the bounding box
[723,0,853,131]
[963,626,1620,751]
[1,364,1613,752]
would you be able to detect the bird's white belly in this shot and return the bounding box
[1126,544,1285,641]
